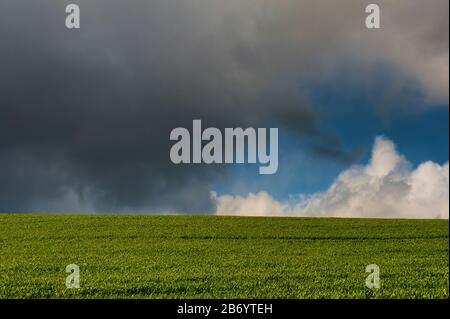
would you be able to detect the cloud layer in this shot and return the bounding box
[215,136,449,218]
[0,1,448,213]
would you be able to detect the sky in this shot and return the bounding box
[0,0,448,218]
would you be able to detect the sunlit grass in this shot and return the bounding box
[0,214,448,298]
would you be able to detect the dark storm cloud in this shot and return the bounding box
[0,0,316,212]
[0,0,447,212]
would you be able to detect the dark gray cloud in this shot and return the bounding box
[0,0,447,213]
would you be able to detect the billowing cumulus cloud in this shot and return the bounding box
[0,0,448,213]
[215,137,449,218]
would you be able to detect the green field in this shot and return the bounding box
[0,214,448,299]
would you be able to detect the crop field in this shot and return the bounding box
[0,214,448,299]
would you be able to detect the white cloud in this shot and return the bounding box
[211,191,289,217]
[214,136,449,218]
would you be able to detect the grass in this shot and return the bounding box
[0,214,448,299]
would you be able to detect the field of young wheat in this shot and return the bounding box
[0,214,447,298]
